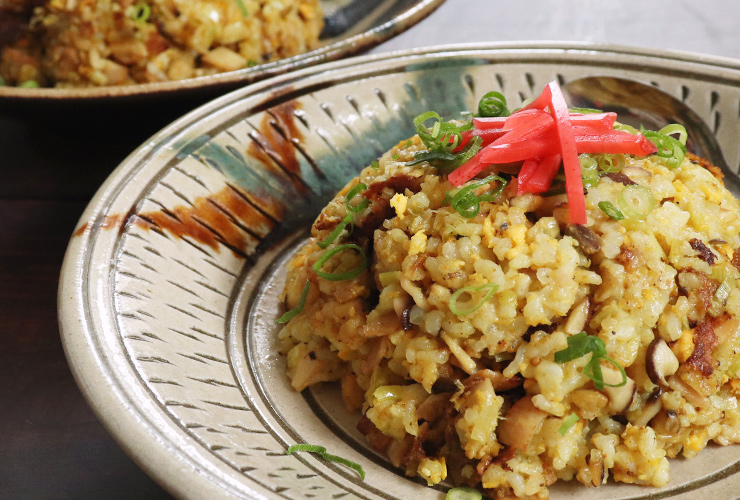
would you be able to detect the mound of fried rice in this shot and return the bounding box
[0,0,322,87]
[278,132,740,498]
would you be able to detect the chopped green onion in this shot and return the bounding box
[728,359,740,378]
[313,243,367,281]
[569,106,603,114]
[598,201,625,221]
[595,153,625,174]
[19,80,39,88]
[286,444,365,480]
[446,486,483,500]
[129,2,151,22]
[246,60,259,68]
[0,76,6,86]
[713,276,736,305]
[378,271,400,287]
[370,160,380,170]
[554,332,627,390]
[406,150,458,166]
[404,139,414,147]
[558,413,579,436]
[345,183,370,213]
[659,124,688,145]
[554,332,603,363]
[613,123,639,134]
[317,213,353,249]
[413,111,472,152]
[275,281,310,324]
[435,135,483,173]
[445,174,508,218]
[449,283,498,316]
[234,0,248,16]
[579,154,599,189]
[643,127,687,169]
[477,91,510,117]
[617,185,655,221]
[409,111,477,170]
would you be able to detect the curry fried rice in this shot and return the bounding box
[277,93,740,499]
[0,0,323,87]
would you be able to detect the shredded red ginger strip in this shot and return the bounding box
[448,81,657,225]
[517,154,561,195]
[527,81,586,224]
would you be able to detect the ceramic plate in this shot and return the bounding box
[60,43,740,500]
[0,0,444,112]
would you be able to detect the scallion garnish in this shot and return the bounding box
[408,111,476,170]
[477,91,510,117]
[643,124,687,169]
[370,160,380,170]
[713,276,736,305]
[234,0,248,16]
[406,150,458,166]
[313,244,367,281]
[554,332,627,390]
[617,185,655,221]
[317,213,353,249]
[446,486,483,500]
[568,106,603,114]
[129,1,151,22]
[598,201,625,220]
[345,183,370,213]
[613,123,639,134]
[558,413,580,436]
[440,135,483,172]
[275,281,310,324]
[579,154,599,189]
[449,283,498,316]
[659,123,688,145]
[445,174,508,218]
[594,153,625,174]
[286,444,365,480]
[19,80,39,88]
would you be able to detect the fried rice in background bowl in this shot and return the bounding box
[276,88,740,499]
[0,0,445,127]
[0,0,323,88]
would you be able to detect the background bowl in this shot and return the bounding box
[60,43,740,500]
[0,0,445,124]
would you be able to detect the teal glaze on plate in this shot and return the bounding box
[60,44,740,500]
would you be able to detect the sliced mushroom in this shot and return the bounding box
[393,294,413,331]
[566,224,602,255]
[604,172,637,186]
[498,395,548,451]
[564,296,591,335]
[629,388,663,427]
[472,369,524,392]
[601,366,636,415]
[585,450,606,486]
[652,409,681,436]
[666,374,710,408]
[646,338,680,386]
[621,166,652,183]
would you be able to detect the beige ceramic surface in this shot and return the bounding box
[60,43,740,499]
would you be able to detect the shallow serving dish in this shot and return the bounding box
[0,0,444,117]
[60,43,740,499]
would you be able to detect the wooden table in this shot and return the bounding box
[3,0,740,498]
